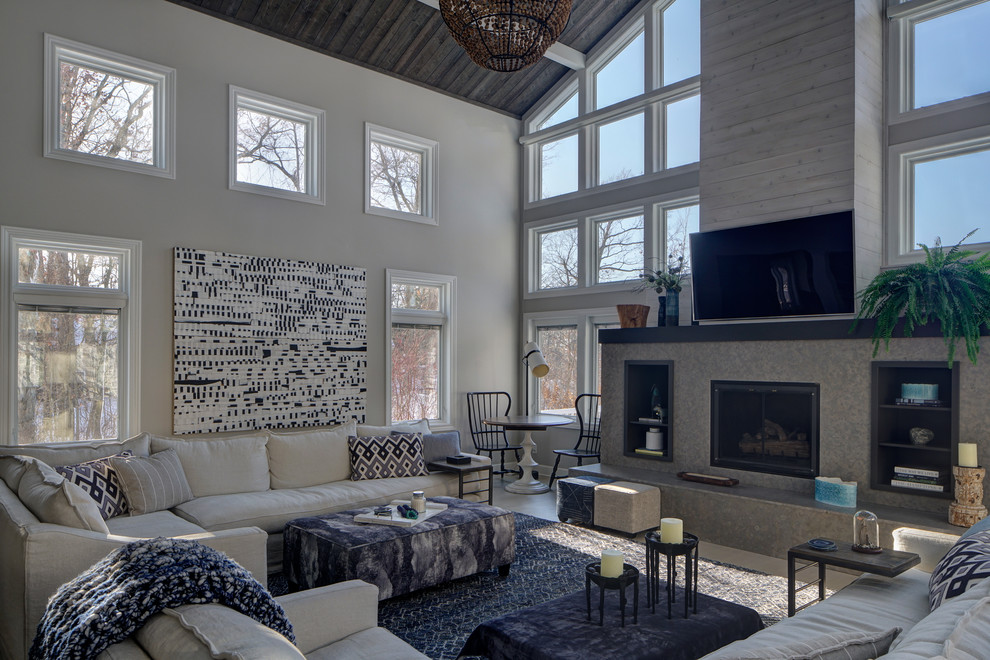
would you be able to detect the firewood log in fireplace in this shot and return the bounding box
[739,418,811,459]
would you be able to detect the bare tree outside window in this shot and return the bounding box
[370,141,423,214]
[597,214,644,283]
[539,226,579,289]
[665,205,700,274]
[16,248,121,443]
[391,283,440,311]
[538,325,578,415]
[58,62,154,164]
[236,107,307,193]
[390,325,440,422]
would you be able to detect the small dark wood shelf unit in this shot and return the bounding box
[871,361,959,499]
[623,360,674,462]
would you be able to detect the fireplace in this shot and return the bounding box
[711,380,819,478]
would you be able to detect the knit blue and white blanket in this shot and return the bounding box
[30,537,293,660]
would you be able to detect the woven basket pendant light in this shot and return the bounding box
[439,0,573,72]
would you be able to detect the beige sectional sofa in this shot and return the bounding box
[0,419,483,660]
[703,527,988,659]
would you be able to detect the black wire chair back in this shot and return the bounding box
[466,391,521,476]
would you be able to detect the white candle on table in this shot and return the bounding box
[660,517,683,544]
[959,443,979,468]
[600,549,623,578]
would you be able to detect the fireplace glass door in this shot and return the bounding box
[711,380,819,478]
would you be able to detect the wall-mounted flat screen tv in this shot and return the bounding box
[689,211,855,322]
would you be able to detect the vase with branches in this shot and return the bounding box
[852,230,990,365]
[635,256,686,326]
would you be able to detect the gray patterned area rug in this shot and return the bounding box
[271,513,788,660]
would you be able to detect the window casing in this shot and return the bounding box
[386,270,455,427]
[229,86,325,205]
[366,124,439,225]
[885,0,990,264]
[1,227,141,444]
[523,0,700,205]
[44,34,175,178]
[525,310,619,418]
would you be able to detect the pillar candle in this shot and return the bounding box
[660,517,683,544]
[600,549,623,578]
[959,443,979,468]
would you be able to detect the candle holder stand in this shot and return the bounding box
[644,531,699,619]
[949,466,988,528]
[585,562,639,626]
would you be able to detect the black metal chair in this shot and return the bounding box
[548,393,602,487]
[466,391,522,477]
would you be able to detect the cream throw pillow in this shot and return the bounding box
[110,449,193,515]
[16,457,108,532]
[150,434,270,497]
[936,595,990,660]
[267,420,356,488]
[136,604,304,660]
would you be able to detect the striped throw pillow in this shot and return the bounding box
[110,449,193,515]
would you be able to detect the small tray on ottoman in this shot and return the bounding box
[352,500,447,527]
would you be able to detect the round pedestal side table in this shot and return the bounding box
[585,562,639,626]
[645,531,699,619]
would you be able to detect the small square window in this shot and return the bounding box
[229,87,325,205]
[540,134,580,199]
[912,1,990,110]
[44,35,175,178]
[665,94,700,168]
[366,124,438,224]
[595,30,645,110]
[598,113,645,184]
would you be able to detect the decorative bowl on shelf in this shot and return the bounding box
[909,427,935,445]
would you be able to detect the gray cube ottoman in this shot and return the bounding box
[593,481,661,535]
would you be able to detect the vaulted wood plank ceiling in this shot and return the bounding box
[165,0,644,118]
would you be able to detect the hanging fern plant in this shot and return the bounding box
[853,230,990,365]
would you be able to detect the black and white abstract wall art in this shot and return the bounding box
[173,247,367,434]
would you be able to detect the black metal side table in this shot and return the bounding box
[427,459,494,505]
[585,562,639,626]
[645,531,699,619]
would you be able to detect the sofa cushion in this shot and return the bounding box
[110,449,194,515]
[171,475,458,533]
[348,434,428,481]
[703,569,933,659]
[17,458,109,532]
[930,530,990,609]
[0,433,150,466]
[0,454,34,492]
[935,594,990,660]
[150,434,270,497]
[105,510,207,538]
[305,627,429,660]
[267,420,356,489]
[886,575,990,658]
[420,431,462,465]
[136,604,303,660]
[55,451,132,519]
[717,627,900,660]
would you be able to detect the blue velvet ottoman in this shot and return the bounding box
[283,496,515,599]
[556,476,614,523]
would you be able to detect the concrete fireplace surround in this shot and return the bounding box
[576,320,990,558]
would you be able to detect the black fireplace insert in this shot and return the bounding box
[710,380,819,478]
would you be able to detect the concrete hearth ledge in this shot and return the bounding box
[570,463,961,559]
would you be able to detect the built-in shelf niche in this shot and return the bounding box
[871,361,958,500]
[623,360,674,462]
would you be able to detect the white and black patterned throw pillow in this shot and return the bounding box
[348,434,428,481]
[930,529,990,610]
[55,451,133,519]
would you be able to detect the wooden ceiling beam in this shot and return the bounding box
[414,0,586,70]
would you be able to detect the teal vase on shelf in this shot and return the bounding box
[665,290,680,326]
[656,296,667,327]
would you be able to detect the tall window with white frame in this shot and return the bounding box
[886,0,990,264]
[537,324,578,416]
[387,271,454,426]
[526,0,700,203]
[366,124,439,225]
[1,228,141,445]
[44,34,175,178]
[230,86,325,205]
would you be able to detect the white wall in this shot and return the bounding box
[0,0,521,439]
